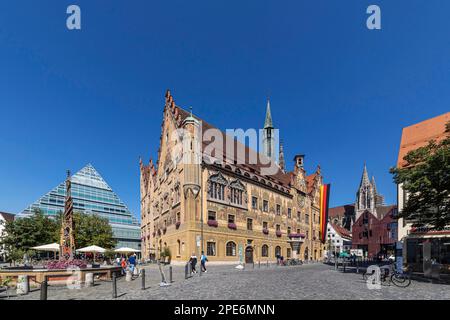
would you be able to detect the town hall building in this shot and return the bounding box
[140,90,326,263]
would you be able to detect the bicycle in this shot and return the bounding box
[362,263,411,287]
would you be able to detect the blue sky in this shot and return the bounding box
[0,1,449,219]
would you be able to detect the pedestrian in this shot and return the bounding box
[190,253,198,273]
[120,257,127,275]
[201,251,208,273]
[128,254,137,274]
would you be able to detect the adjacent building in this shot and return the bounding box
[18,164,141,250]
[0,212,15,262]
[324,222,352,258]
[396,112,450,273]
[140,91,326,263]
[351,205,398,259]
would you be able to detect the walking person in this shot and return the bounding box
[120,257,127,275]
[201,251,208,273]
[128,254,137,275]
[190,253,198,273]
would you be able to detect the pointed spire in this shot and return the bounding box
[371,176,377,194]
[279,140,285,172]
[360,163,370,187]
[264,98,273,129]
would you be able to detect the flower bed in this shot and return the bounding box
[262,228,269,235]
[288,233,305,239]
[228,222,237,230]
[45,259,87,270]
[207,220,218,227]
[276,230,282,237]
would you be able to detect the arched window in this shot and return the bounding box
[177,239,181,255]
[226,241,236,256]
[275,246,281,258]
[261,244,269,257]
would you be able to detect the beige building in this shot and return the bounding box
[140,90,325,264]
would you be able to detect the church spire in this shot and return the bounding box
[360,163,370,187]
[279,140,285,172]
[264,99,273,129]
[371,176,377,194]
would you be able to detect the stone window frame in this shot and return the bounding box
[251,196,258,210]
[207,241,216,256]
[228,214,235,224]
[261,244,269,257]
[263,200,269,212]
[208,210,216,221]
[247,218,253,231]
[226,241,237,256]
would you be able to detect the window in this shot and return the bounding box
[288,208,292,219]
[247,218,253,231]
[176,212,181,222]
[276,224,281,232]
[208,211,216,221]
[252,196,258,209]
[208,173,227,201]
[287,227,291,235]
[226,241,236,256]
[207,242,216,256]
[228,214,235,224]
[262,244,269,257]
[287,248,291,258]
[305,214,309,224]
[275,246,281,257]
[263,200,269,212]
[297,228,300,234]
[230,180,245,205]
[297,211,301,220]
[263,221,268,229]
[276,204,281,215]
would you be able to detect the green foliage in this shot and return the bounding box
[390,121,450,229]
[55,211,117,249]
[0,209,58,263]
[0,209,116,261]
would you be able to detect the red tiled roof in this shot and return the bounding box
[331,223,352,239]
[329,204,355,219]
[0,211,15,222]
[397,112,449,168]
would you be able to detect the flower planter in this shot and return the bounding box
[276,230,282,237]
[262,228,269,235]
[288,233,305,239]
[228,222,237,230]
[207,220,218,227]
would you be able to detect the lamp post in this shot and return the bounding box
[200,163,204,277]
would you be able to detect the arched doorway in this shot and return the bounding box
[304,247,309,261]
[245,246,254,264]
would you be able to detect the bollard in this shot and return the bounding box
[125,270,132,282]
[253,262,255,269]
[356,260,359,274]
[185,263,189,279]
[169,266,173,283]
[258,261,261,268]
[85,273,94,287]
[40,277,48,300]
[112,273,117,299]
[267,261,269,268]
[189,263,192,277]
[141,269,146,290]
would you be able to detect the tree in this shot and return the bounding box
[54,211,116,249]
[0,209,59,264]
[390,121,450,229]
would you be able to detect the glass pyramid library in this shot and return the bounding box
[19,164,141,250]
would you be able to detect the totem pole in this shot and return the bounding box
[60,170,75,261]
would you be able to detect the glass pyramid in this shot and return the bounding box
[19,164,141,250]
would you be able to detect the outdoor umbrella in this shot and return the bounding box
[76,245,106,263]
[32,243,60,260]
[114,247,140,253]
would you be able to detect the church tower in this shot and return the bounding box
[262,99,275,160]
[355,163,377,220]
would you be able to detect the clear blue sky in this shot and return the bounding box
[1,1,449,219]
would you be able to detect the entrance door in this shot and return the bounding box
[245,246,254,264]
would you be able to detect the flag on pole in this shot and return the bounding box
[320,184,331,243]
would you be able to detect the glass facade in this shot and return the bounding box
[18,164,141,250]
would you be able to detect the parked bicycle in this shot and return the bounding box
[362,263,411,287]
[286,259,303,266]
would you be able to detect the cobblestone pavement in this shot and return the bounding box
[5,262,450,300]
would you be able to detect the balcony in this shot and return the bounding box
[288,233,305,239]
[276,230,282,237]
